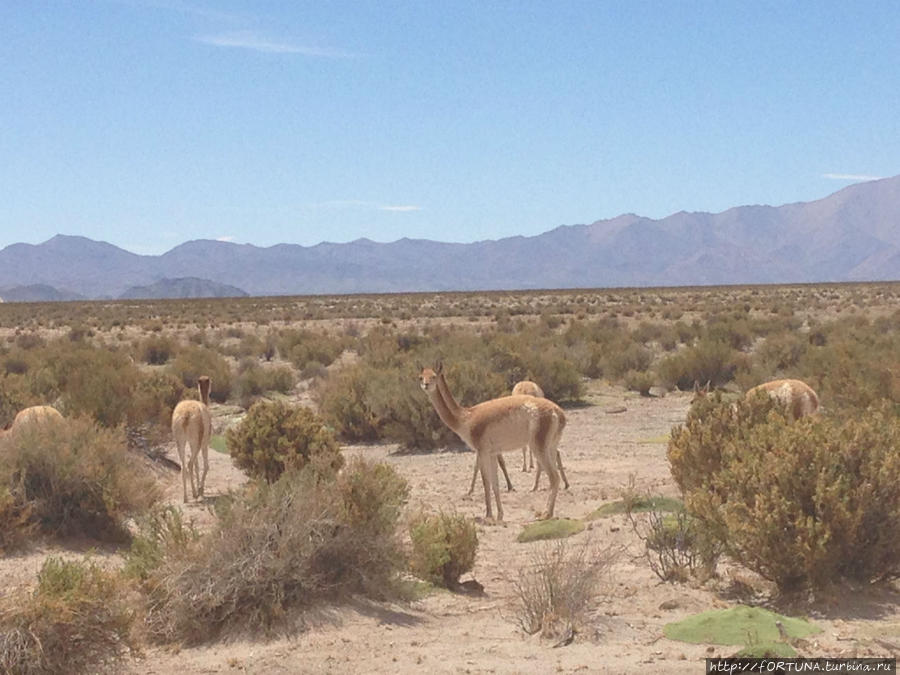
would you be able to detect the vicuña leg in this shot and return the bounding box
[479,451,504,522]
[532,449,570,491]
[198,443,209,497]
[468,454,513,495]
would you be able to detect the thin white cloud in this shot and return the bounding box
[379,205,422,212]
[216,235,236,242]
[313,200,422,212]
[195,31,358,58]
[822,173,883,181]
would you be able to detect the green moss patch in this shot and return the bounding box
[735,641,797,658]
[209,434,228,454]
[588,496,683,519]
[517,518,584,543]
[664,606,821,647]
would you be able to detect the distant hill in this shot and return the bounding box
[0,284,85,303]
[1,175,898,298]
[119,277,249,300]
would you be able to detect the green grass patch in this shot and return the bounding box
[517,518,584,543]
[664,606,821,649]
[735,641,797,657]
[588,496,683,519]
[209,434,228,454]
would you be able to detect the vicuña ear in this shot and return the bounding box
[704,380,710,393]
[434,360,444,374]
[693,380,700,393]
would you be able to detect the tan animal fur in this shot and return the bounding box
[465,380,570,494]
[693,378,819,420]
[171,376,212,503]
[0,405,64,439]
[420,363,566,522]
[745,379,819,420]
[512,380,543,472]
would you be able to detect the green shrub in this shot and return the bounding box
[656,339,741,390]
[142,460,408,645]
[226,400,343,483]
[233,360,295,407]
[523,353,584,402]
[127,371,187,429]
[22,340,140,427]
[168,345,233,402]
[316,361,503,450]
[0,485,33,553]
[137,334,177,364]
[338,455,410,533]
[601,342,653,380]
[316,365,382,442]
[278,329,345,369]
[624,369,655,396]
[0,557,134,675]
[668,397,900,591]
[123,505,200,582]
[0,416,160,541]
[409,511,478,588]
[756,332,808,372]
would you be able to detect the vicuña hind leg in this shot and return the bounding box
[532,449,569,491]
[198,443,209,497]
[533,446,560,520]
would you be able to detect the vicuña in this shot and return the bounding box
[420,363,566,522]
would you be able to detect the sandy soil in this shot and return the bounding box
[3,382,899,674]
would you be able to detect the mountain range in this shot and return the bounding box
[1,175,898,301]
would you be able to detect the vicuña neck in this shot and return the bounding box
[428,380,465,432]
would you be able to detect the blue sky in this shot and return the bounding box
[2,1,898,255]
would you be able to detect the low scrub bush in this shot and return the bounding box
[277,329,346,370]
[512,539,615,640]
[123,505,201,582]
[0,416,160,541]
[408,511,478,588]
[668,396,900,591]
[226,400,343,484]
[317,361,505,450]
[127,371,187,430]
[168,345,233,402]
[0,557,134,674]
[656,339,742,390]
[627,507,719,582]
[136,334,177,365]
[24,340,140,427]
[142,459,408,645]
[233,360,296,408]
